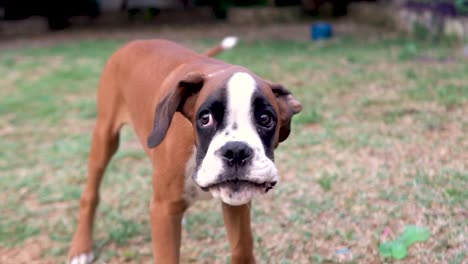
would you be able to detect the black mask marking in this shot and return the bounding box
[251,89,277,161]
[195,87,227,169]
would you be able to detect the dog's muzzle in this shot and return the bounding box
[196,141,277,206]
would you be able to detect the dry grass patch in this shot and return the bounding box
[0,22,466,263]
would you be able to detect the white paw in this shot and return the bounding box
[69,252,94,264]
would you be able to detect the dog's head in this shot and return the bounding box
[147,69,301,205]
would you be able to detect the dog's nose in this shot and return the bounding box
[220,141,253,167]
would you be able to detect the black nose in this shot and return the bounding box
[220,141,253,167]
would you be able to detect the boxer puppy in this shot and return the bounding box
[68,36,301,264]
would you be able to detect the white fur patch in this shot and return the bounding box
[69,252,94,264]
[195,72,278,205]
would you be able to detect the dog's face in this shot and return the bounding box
[147,69,301,205]
[193,72,281,205]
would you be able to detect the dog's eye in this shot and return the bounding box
[259,112,274,128]
[199,112,214,127]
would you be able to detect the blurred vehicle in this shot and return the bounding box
[0,0,100,29]
[300,0,377,16]
[0,0,379,30]
[301,0,350,16]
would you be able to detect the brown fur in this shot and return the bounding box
[68,39,301,263]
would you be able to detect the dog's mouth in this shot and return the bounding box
[202,179,277,193]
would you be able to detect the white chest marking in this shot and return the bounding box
[183,147,212,205]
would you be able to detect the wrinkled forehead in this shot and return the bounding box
[196,71,277,114]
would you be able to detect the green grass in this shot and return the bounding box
[0,24,467,263]
[317,173,337,192]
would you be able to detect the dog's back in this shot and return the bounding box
[94,40,223,151]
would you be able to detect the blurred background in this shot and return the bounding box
[0,0,467,263]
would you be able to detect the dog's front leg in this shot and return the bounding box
[150,199,187,264]
[222,203,256,264]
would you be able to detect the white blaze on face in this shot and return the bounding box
[195,72,278,205]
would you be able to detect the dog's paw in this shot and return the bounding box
[68,252,94,264]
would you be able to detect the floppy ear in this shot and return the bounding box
[271,84,302,143]
[147,72,205,148]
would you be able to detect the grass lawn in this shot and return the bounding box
[0,23,466,263]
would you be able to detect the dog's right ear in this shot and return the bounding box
[270,84,302,143]
[147,72,205,148]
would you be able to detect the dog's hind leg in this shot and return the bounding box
[68,117,122,263]
[68,75,126,264]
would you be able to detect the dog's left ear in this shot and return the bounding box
[147,72,205,148]
[270,83,302,143]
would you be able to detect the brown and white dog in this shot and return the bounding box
[68,37,302,264]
